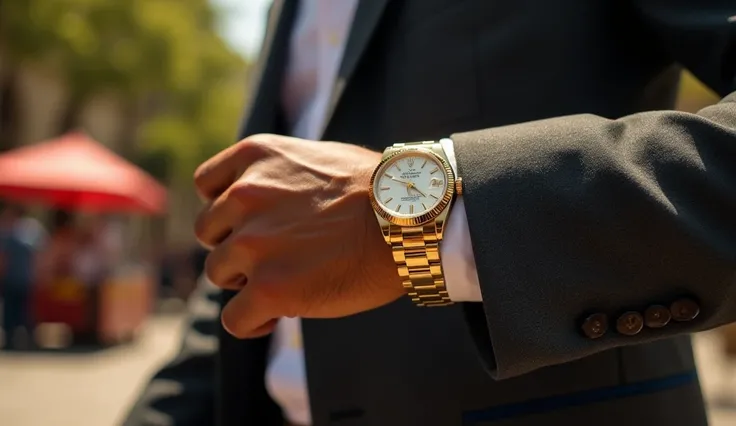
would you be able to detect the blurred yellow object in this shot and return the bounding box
[290,331,303,349]
[51,277,86,302]
[676,71,719,112]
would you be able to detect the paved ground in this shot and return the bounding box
[692,331,736,426]
[1,314,735,426]
[0,313,186,426]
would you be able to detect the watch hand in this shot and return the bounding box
[412,187,427,197]
[405,182,427,197]
[388,175,412,185]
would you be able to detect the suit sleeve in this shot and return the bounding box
[121,278,219,426]
[454,1,736,380]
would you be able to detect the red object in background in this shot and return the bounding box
[0,132,167,214]
[32,287,89,334]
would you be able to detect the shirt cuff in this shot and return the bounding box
[440,198,483,302]
[438,137,482,302]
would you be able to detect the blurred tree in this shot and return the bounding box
[0,0,250,182]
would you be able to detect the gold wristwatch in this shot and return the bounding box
[368,139,462,307]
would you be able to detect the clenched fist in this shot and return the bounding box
[194,134,404,338]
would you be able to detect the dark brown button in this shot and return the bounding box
[581,313,608,339]
[670,298,700,322]
[644,305,671,328]
[616,311,644,336]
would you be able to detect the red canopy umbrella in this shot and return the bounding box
[0,132,167,214]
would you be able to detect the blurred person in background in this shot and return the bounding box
[72,217,112,344]
[36,211,112,344]
[0,204,45,350]
[36,210,77,288]
[73,219,110,287]
[125,1,736,426]
[96,215,124,269]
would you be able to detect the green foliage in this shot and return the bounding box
[0,0,251,182]
[133,148,173,185]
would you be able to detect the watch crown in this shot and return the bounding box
[455,177,463,195]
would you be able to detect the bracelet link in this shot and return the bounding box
[390,223,453,307]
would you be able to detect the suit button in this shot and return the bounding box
[581,313,608,339]
[616,311,644,336]
[644,305,671,328]
[670,298,700,322]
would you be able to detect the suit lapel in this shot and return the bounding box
[238,0,298,138]
[318,0,391,138]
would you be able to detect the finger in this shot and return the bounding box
[194,188,245,249]
[204,235,250,291]
[229,317,279,339]
[194,144,246,201]
[194,137,271,201]
[221,281,280,338]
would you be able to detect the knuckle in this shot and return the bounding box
[238,134,285,161]
[243,133,276,146]
[228,178,260,202]
[237,134,271,156]
[251,280,281,302]
[229,228,261,255]
[228,178,277,213]
[250,268,295,315]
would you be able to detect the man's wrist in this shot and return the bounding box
[369,137,482,305]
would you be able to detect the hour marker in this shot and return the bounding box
[394,164,402,171]
[422,203,427,210]
[421,160,428,168]
[410,205,414,214]
[386,174,394,179]
[396,204,402,212]
[430,167,439,174]
[430,194,439,199]
[380,187,390,190]
[384,197,393,204]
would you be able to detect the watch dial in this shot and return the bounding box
[373,153,449,218]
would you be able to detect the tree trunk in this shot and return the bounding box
[0,67,15,150]
[59,94,83,134]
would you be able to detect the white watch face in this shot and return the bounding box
[373,151,450,219]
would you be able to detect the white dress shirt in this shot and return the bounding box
[264,1,481,424]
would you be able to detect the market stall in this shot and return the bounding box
[0,131,167,345]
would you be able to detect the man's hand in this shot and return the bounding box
[194,134,404,339]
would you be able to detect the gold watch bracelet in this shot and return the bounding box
[389,141,453,307]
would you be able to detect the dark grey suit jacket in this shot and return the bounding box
[124,0,736,425]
